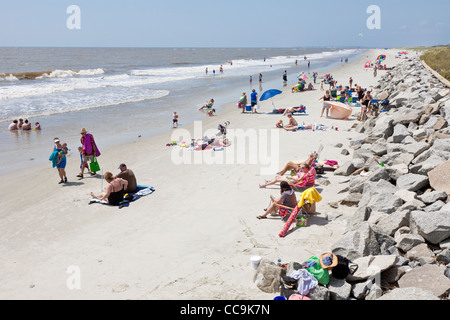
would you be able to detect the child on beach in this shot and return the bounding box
[78,146,91,175]
[34,122,41,130]
[57,143,69,166]
[173,112,179,128]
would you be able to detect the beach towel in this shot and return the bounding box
[49,151,58,168]
[89,185,155,208]
[297,187,322,208]
[289,269,318,296]
[292,167,316,189]
[83,133,101,157]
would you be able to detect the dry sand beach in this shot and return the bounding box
[0,49,408,299]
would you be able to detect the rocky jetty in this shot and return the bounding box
[254,56,450,300]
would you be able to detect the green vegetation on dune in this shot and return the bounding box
[420,46,450,81]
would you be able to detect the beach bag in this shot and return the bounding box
[332,255,358,279]
[90,157,100,173]
[304,256,330,285]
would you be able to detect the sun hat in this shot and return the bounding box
[319,253,338,270]
[54,138,60,143]
[80,128,87,134]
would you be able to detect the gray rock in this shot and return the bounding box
[410,210,450,244]
[377,287,439,300]
[334,161,356,176]
[328,276,352,300]
[253,259,283,293]
[397,264,450,297]
[351,281,370,299]
[340,193,362,207]
[393,109,423,126]
[375,211,411,237]
[346,255,398,282]
[307,285,329,300]
[392,123,410,143]
[396,173,429,192]
[394,189,417,202]
[406,243,434,262]
[428,159,450,196]
[423,200,446,212]
[367,193,403,214]
[386,163,409,181]
[331,222,380,261]
[381,265,406,283]
[395,233,426,252]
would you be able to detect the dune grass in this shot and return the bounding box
[420,46,450,81]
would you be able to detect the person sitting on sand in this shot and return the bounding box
[276,120,284,128]
[259,162,315,189]
[276,152,317,176]
[116,163,137,193]
[307,83,314,90]
[199,99,215,111]
[8,120,19,131]
[90,172,128,206]
[283,114,298,131]
[257,181,298,220]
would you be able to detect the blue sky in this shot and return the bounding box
[0,0,448,47]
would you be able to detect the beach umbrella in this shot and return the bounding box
[364,61,371,68]
[260,89,282,101]
[260,89,283,109]
[377,55,386,61]
[298,74,311,80]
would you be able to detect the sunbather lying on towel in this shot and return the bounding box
[282,105,307,116]
[259,163,316,189]
[257,181,298,220]
[277,152,317,176]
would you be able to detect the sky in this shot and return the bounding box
[0,0,448,48]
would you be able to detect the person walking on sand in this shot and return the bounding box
[52,138,68,184]
[259,73,263,82]
[173,112,179,128]
[78,128,101,179]
[349,77,353,88]
[240,92,247,113]
[250,89,258,113]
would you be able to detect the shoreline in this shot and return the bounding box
[0,48,398,300]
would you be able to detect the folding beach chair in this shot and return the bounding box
[278,187,322,238]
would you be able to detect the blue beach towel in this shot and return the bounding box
[89,185,155,208]
[49,151,58,168]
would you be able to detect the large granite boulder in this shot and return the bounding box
[397,264,450,298]
[428,159,450,195]
[409,210,450,244]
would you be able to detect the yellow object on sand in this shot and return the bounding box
[297,187,322,208]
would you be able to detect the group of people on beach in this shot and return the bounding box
[49,127,138,206]
[8,118,41,131]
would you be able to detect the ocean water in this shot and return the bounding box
[0,47,364,175]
